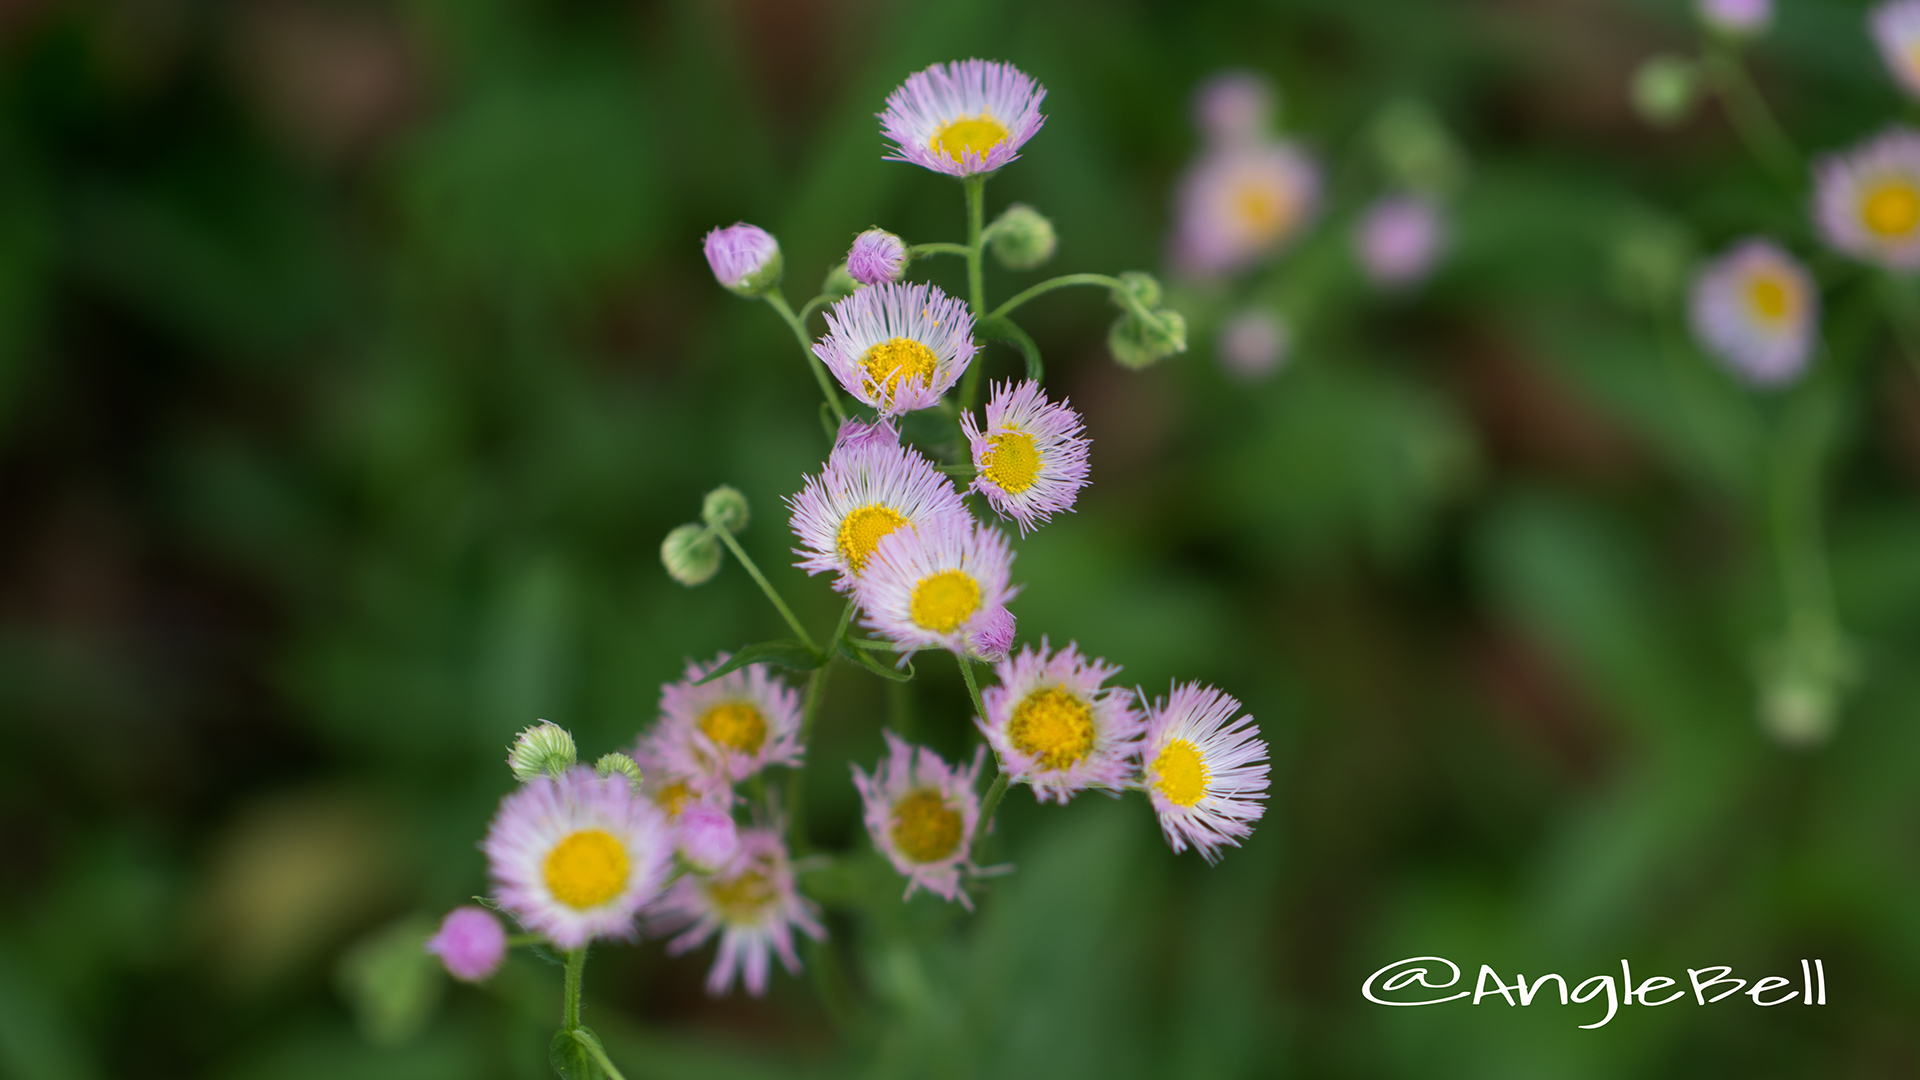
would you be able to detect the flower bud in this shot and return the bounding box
[1370,99,1466,196]
[701,485,750,534]
[674,803,741,874]
[661,523,722,586]
[1699,0,1770,37]
[703,222,783,297]
[966,604,1016,662]
[1193,70,1275,147]
[847,228,908,284]
[507,721,576,781]
[425,906,506,983]
[821,262,859,300]
[594,751,643,791]
[989,204,1057,270]
[1218,309,1290,382]
[1108,309,1187,370]
[1631,56,1698,129]
[1112,270,1162,310]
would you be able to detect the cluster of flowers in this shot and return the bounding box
[425,59,1270,1019]
[1170,71,1453,382]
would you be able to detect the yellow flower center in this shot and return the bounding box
[1747,274,1790,321]
[705,868,776,922]
[861,336,940,399]
[890,789,963,863]
[1008,685,1097,770]
[654,781,692,819]
[1863,181,1920,237]
[699,701,767,754]
[543,828,630,909]
[1151,739,1209,808]
[837,503,909,573]
[1232,180,1289,240]
[981,430,1041,494]
[930,115,1010,164]
[909,569,982,633]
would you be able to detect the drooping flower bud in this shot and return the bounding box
[1113,270,1162,309]
[425,906,506,983]
[703,222,783,297]
[594,751,644,791]
[661,523,722,586]
[701,485,750,534]
[989,204,1057,270]
[674,803,741,874]
[1108,309,1188,369]
[847,228,909,284]
[821,262,859,300]
[507,721,577,781]
[1631,56,1698,129]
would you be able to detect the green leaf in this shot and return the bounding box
[820,401,839,439]
[549,1028,598,1080]
[978,316,1044,382]
[839,639,915,682]
[694,640,825,684]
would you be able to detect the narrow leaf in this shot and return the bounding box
[695,639,825,684]
[840,639,915,682]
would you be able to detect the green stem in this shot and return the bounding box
[1878,275,1920,383]
[765,291,848,424]
[505,933,543,948]
[571,1030,630,1080]
[988,272,1154,324]
[910,242,973,259]
[713,528,816,651]
[936,464,977,479]
[788,598,852,851]
[961,176,988,410]
[1703,44,1802,190]
[972,770,1009,862]
[955,652,988,722]
[796,292,833,326]
[562,946,587,1031]
[1770,383,1838,638]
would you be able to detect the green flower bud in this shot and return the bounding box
[661,523,722,586]
[1112,271,1162,310]
[821,262,859,301]
[1108,308,1188,370]
[507,721,577,781]
[701,485,750,535]
[1370,98,1467,196]
[594,752,643,791]
[1631,56,1698,128]
[989,204,1058,270]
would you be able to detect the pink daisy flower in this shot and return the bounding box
[652,826,824,997]
[1172,140,1322,278]
[879,59,1047,178]
[787,420,970,591]
[1688,238,1817,387]
[847,228,908,285]
[851,731,986,907]
[1873,1,1920,99]
[815,281,978,415]
[483,767,674,949]
[1813,127,1920,269]
[961,379,1091,535]
[978,640,1145,804]
[1140,683,1270,864]
[643,653,805,799]
[854,517,1019,657]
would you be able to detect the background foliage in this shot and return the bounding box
[2,0,1917,1077]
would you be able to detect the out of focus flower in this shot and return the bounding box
[1172,140,1320,277]
[880,59,1047,177]
[1699,0,1771,35]
[647,654,805,796]
[628,741,710,820]
[701,485,749,534]
[856,518,1019,657]
[1217,309,1290,381]
[1140,683,1269,864]
[979,640,1145,804]
[966,604,1017,662]
[674,804,741,874]
[425,906,506,982]
[1193,70,1274,147]
[961,379,1090,534]
[988,203,1058,270]
[1688,238,1817,386]
[1631,56,1699,128]
[847,228,908,285]
[507,721,576,782]
[484,768,673,949]
[654,827,824,996]
[852,731,986,907]
[815,281,977,415]
[1356,194,1445,287]
[1814,128,1920,268]
[788,420,970,590]
[703,223,782,296]
[1872,1,1920,99]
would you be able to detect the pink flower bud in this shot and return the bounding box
[676,804,741,873]
[425,905,506,982]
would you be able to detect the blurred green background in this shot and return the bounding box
[3,0,1918,1076]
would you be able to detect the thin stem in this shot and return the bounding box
[506,933,543,948]
[936,464,977,479]
[714,528,816,651]
[971,770,1009,862]
[955,652,988,722]
[1770,383,1838,636]
[796,292,833,326]
[562,946,587,1031]
[988,272,1154,324]
[1878,274,1920,383]
[961,176,988,410]
[1703,44,1802,190]
[910,242,972,259]
[765,291,848,424]
[572,1030,630,1080]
